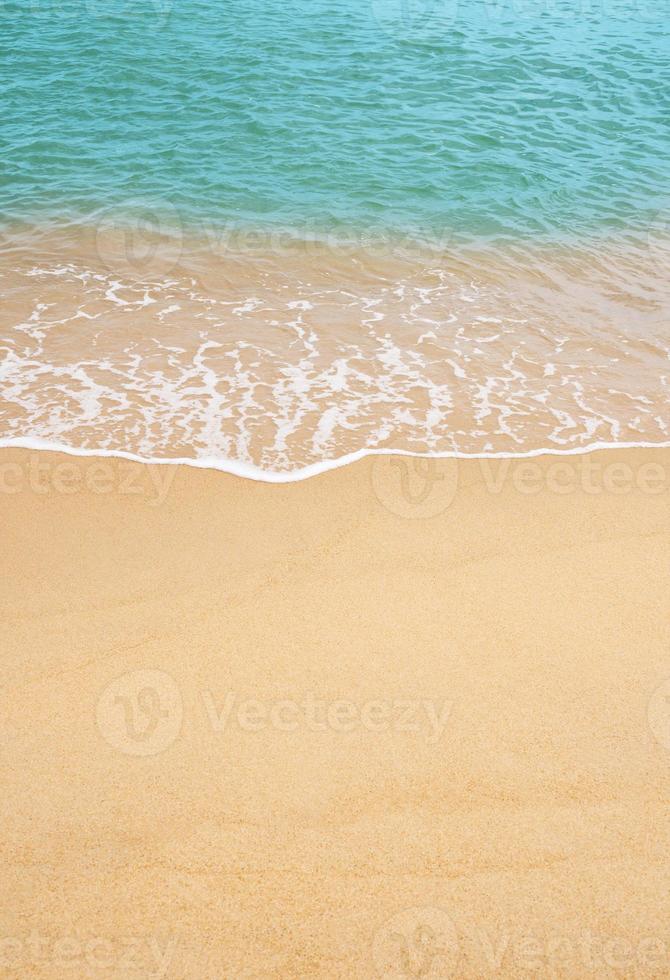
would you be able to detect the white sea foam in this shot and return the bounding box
[2,234,669,477]
[1,435,670,484]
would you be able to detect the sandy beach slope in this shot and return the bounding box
[1,446,670,978]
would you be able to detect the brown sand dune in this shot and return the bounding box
[1,446,670,978]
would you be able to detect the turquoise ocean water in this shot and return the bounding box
[2,0,669,241]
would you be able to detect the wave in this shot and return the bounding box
[2,435,670,484]
[0,223,668,475]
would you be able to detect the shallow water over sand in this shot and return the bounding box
[1,223,668,474]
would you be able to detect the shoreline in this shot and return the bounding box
[3,435,670,483]
[2,228,668,472]
[2,444,670,976]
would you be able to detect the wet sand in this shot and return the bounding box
[2,445,670,978]
[2,227,669,468]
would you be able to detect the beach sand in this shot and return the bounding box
[2,445,670,978]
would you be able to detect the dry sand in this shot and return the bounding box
[1,445,670,978]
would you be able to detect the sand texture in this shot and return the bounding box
[2,446,670,978]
